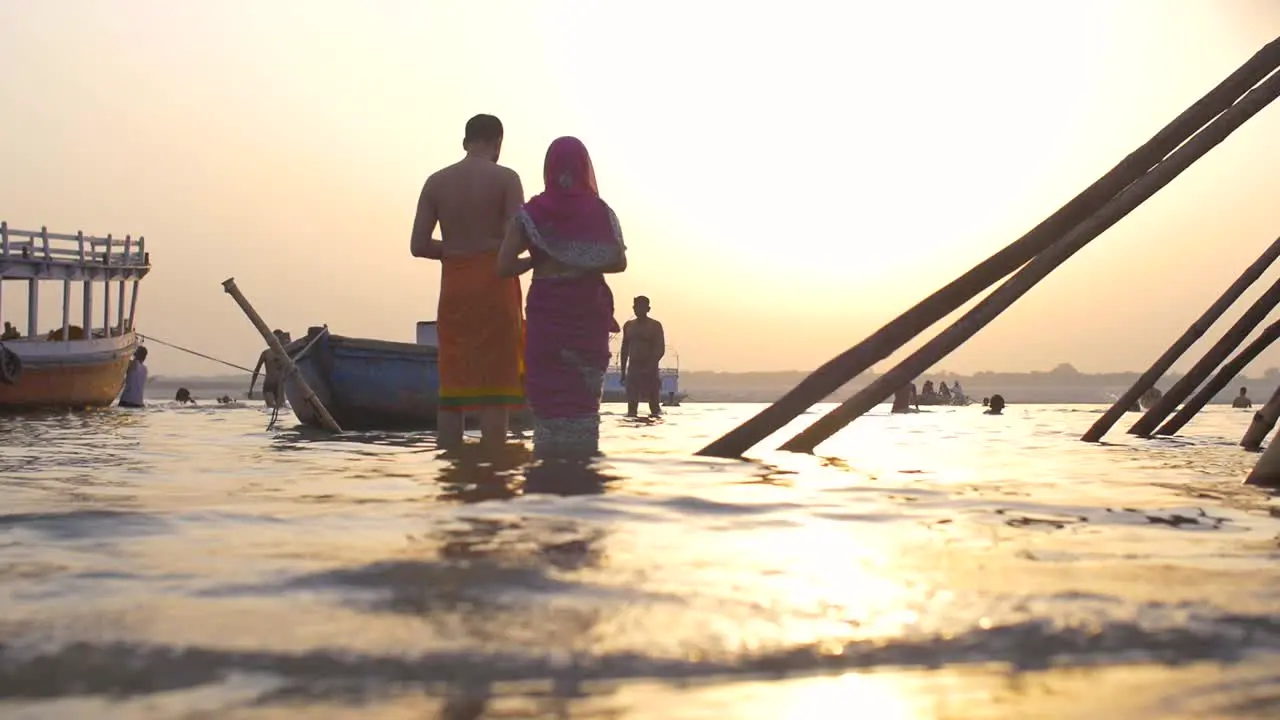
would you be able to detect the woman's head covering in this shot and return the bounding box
[518,136,625,270]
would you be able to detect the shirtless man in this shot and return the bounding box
[248,329,290,409]
[620,296,665,418]
[411,114,526,449]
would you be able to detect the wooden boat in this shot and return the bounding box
[281,326,440,431]
[280,322,535,431]
[0,224,149,409]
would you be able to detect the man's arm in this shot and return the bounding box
[248,353,264,397]
[502,168,525,226]
[495,218,534,278]
[654,321,665,363]
[410,178,444,259]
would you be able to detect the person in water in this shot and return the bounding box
[496,135,627,457]
[413,114,527,450]
[175,387,196,405]
[249,330,290,409]
[1,321,20,340]
[985,394,1006,415]
[621,296,665,418]
[939,381,951,401]
[119,346,148,408]
[1233,386,1253,409]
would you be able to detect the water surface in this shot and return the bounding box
[1,401,1278,718]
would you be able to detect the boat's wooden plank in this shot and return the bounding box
[327,335,438,357]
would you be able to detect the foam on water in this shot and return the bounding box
[0,400,1278,718]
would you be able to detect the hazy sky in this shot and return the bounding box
[2,0,1280,377]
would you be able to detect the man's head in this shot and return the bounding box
[463,114,504,162]
[273,329,291,344]
[1241,386,1249,395]
[633,296,651,319]
[135,346,148,362]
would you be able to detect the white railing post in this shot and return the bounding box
[117,235,130,332]
[128,236,143,330]
[80,231,92,335]
[102,234,112,337]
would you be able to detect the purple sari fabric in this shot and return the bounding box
[519,137,624,427]
[524,274,616,420]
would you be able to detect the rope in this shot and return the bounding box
[138,334,254,373]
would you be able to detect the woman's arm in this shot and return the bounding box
[495,218,534,278]
[601,209,628,274]
[601,247,628,274]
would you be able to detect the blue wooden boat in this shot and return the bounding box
[281,326,440,431]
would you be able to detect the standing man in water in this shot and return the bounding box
[118,346,148,408]
[248,329,291,409]
[411,114,526,449]
[620,296,665,418]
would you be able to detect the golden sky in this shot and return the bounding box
[2,0,1280,376]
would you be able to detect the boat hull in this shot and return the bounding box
[283,332,440,431]
[0,334,137,409]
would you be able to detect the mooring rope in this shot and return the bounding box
[137,334,254,373]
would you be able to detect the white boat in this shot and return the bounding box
[0,224,150,409]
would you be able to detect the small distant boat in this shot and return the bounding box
[916,393,974,407]
[0,224,150,410]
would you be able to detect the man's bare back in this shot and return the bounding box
[411,158,524,259]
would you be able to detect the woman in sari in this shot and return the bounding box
[496,136,627,457]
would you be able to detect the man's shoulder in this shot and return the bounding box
[428,161,519,187]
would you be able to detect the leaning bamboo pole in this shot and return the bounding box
[1081,235,1280,442]
[779,70,1280,454]
[1129,278,1280,437]
[1244,428,1280,487]
[1154,320,1280,436]
[221,278,343,433]
[1240,382,1280,450]
[697,37,1280,459]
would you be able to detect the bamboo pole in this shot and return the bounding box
[1154,320,1280,436]
[1244,425,1280,487]
[1240,382,1280,450]
[697,38,1280,459]
[778,70,1280,454]
[1082,235,1280,442]
[221,278,342,433]
[1129,277,1280,436]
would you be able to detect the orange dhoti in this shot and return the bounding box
[437,250,525,412]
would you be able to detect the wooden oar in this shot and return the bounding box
[696,37,1280,458]
[221,278,343,433]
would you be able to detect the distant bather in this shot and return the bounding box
[1232,386,1252,409]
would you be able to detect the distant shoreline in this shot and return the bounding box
[148,368,1275,407]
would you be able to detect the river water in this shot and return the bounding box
[1,400,1278,718]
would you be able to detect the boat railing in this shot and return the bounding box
[1,224,150,272]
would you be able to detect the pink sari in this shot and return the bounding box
[517,137,624,455]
